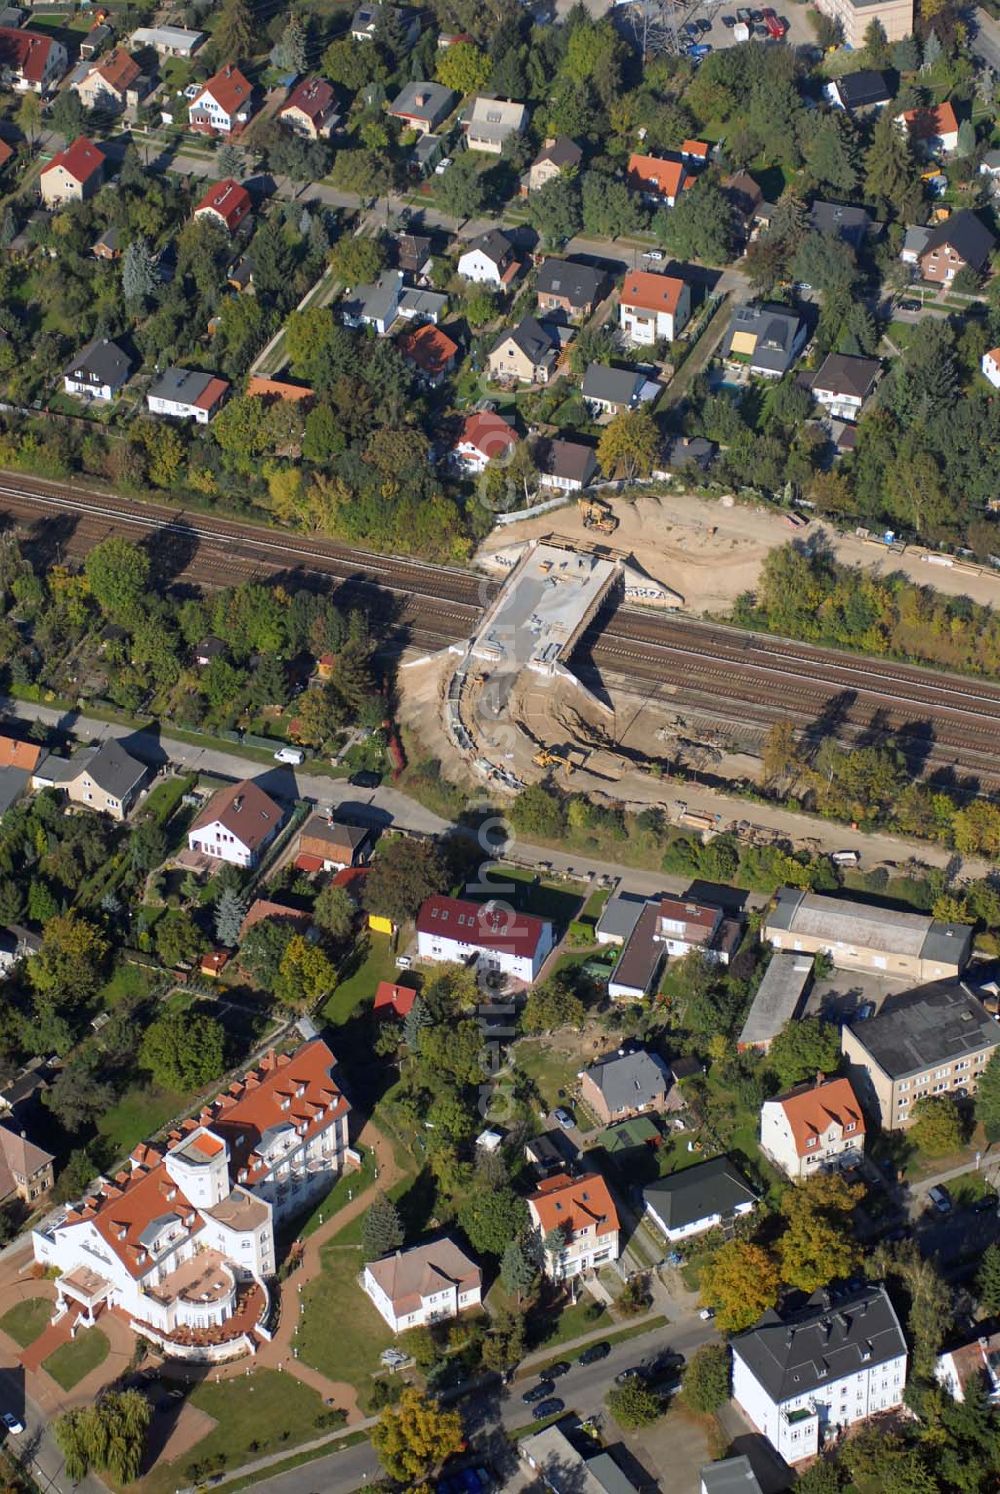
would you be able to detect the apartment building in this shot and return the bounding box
[813,0,912,49]
[841,980,1000,1129]
[760,1076,865,1181]
[415,894,554,982]
[765,888,973,981]
[528,1172,620,1280]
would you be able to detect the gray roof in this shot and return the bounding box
[518,1425,640,1494]
[535,136,582,170]
[398,287,448,318]
[657,436,716,474]
[582,363,644,406]
[832,69,892,110]
[722,303,804,375]
[812,352,880,401]
[535,436,597,485]
[767,887,973,965]
[810,199,871,245]
[731,1283,907,1405]
[468,227,514,267]
[982,149,1000,169]
[396,232,432,270]
[700,1457,763,1494]
[846,979,1000,1080]
[389,81,455,128]
[342,269,403,327]
[64,337,131,388]
[585,1049,673,1113]
[610,901,663,995]
[644,1156,756,1231]
[737,951,814,1049]
[148,366,219,405]
[536,257,606,308]
[0,767,32,817]
[922,208,996,271]
[496,315,556,366]
[412,133,442,167]
[587,1452,641,1494]
[80,739,147,799]
[902,224,932,257]
[595,894,646,943]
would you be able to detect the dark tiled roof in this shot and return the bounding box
[922,208,996,271]
[643,1155,755,1230]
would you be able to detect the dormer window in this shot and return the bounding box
[845,1122,856,1133]
[281,1098,291,1111]
[238,1168,248,1184]
[296,1084,306,1098]
[806,1136,817,1147]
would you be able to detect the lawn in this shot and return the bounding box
[297,1147,374,1239]
[530,1296,608,1350]
[516,1038,585,1114]
[321,932,397,1026]
[947,1168,995,1207]
[95,961,153,1009]
[137,1370,337,1494]
[43,1327,110,1390]
[474,865,586,929]
[0,1298,52,1348]
[142,774,196,826]
[298,1233,394,1397]
[98,1082,186,1160]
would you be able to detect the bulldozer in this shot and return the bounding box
[578,497,619,535]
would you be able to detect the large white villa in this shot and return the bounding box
[32,1040,352,1361]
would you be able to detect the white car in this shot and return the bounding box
[434,157,452,175]
[699,1307,715,1321]
[273,745,304,766]
[643,249,664,261]
[2,1413,24,1435]
[184,83,201,99]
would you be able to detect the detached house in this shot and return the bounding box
[488,316,559,384]
[63,338,132,402]
[0,26,67,92]
[194,178,252,235]
[627,152,687,207]
[620,270,692,344]
[760,1076,865,1181]
[465,95,529,154]
[457,229,518,289]
[147,367,229,424]
[522,135,582,194]
[280,77,339,138]
[296,815,372,872]
[187,778,283,868]
[644,1156,756,1243]
[416,894,554,982]
[74,47,141,111]
[811,353,881,422]
[580,1048,676,1125]
[918,209,996,284]
[341,269,404,337]
[825,69,892,113]
[528,1171,620,1280]
[398,323,459,386]
[40,136,106,207]
[388,81,455,134]
[0,1125,53,1204]
[731,1284,907,1463]
[189,64,254,136]
[535,436,597,493]
[656,895,731,963]
[535,258,607,321]
[582,364,650,416]
[983,347,1000,389]
[898,99,960,155]
[722,303,807,377]
[39,738,147,820]
[453,410,519,473]
[362,1238,481,1332]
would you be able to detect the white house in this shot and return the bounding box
[731,1284,908,1463]
[362,1238,481,1332]
[147,367,229,424]
[0,26,67,93]
[528,1171,620,1281]
[811,353,881,422]
[983,347,1000,390]
[63,339,132,402]
[759,1076,865,1181]
[655,895,727,961]
[340,270,404,337]
[187,778,283,868]
[936,1329,1000,1404]
[643,1156,756,1243]
[188,64,253,136]
[32,1041,351,1361]
[619,270,692,345]
[415,894,554,982]
[452,410,519,473]
[457,228,517,289]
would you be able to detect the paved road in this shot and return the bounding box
[973,7,1000,71]
[0,1365,104,1494]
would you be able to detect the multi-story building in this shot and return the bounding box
[759,1076,865,1180]
[39,136,106,206]
[465,96,529,154]
[362,1238,481,1331]
[32,1041,352,1361]
[187,778,283,867]
[188,64,254,136]
[765,887,973,981]
[0,26,67,92]
[194,178,253,236]
[619,271,692,344]
[841,980,1000,1129]
[656,895,730,962]
[147,367,230,424]
[521,136,582,195]
[73,47,142,111]
[415,894,554,982]
[580,1049,676,1126]
[813,0,912,49]
[731,1284,908,1463]
[528,1171,620,1280]
[279,77,339,138]
[626,152,688,206]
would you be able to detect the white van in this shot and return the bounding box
[274,746,304,766]
[831,850,860,867]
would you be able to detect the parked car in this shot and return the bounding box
[274,745,304,765]
[547,1361,571,1378]
[722,12,737,22]
[615,1367,642,1385]
[535,1398,565,1418]
[898,298,922,312]
[643,249,664,261]
[1,1414,23,1435]
[683,20,700,35]
[579,1341,611,1365]
[736,6,751,18]
[554,1107,575,1130]
[699,1307,716,1321]
[929,1185,953,1214]
[831,849,860,866]
[349,769,382,788]
[522,1380,556,1404]
[973,1193,998,1214]
[855,1001,876,1022]
[690,43,712,57]
[697,16,712,29]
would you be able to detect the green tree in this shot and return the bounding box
[480,1305,526,1371]
[322,37,376,91]
[313,883,355,941]
[15,91,41,147]
[371,1388,463,1486]
[978,1242,1000,1315]
[214,0,256,61]
[606,1379,662,1430]
[767,1016,841,1089]
[863,16,890,64]
[154,909,204,969]
[329,235,386,287]
[597,406,659,479]
[500,1238,537,1302]
[909,1093,964,1156]
[362,836,447,927]
[214,886,247,946]
[45,1056,115,1129]
[957,118,977,158]
[435,41,491,95]
[458,1186,529,1256]
[662,176,733,264]
[29,911,109,1007]
[521,973,584,1033]
[362,1191,404,1259]
[140,1005,225,1090]
[682,1343,730,1412]
[509,783,566,839]
[976,1051,1000,1141]
[701,1240,780,1332]
[436,154,489,219]
[84,537,151,624]
[276,934,336,1008]
[121,237,158,310]
[527,176,583,248]
[581,171,645,238]
[271,10,306,72]
[864,105,922,220]
[777,1173,862,1294]
[239,917,295,990]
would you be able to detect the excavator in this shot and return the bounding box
[578,497,619,535]
[533,748,574,774]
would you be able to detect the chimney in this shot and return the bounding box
[815,1071,825,1087]
[544,136,555,148]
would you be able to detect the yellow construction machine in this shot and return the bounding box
[533,748,574,774]
[578,497,619,535]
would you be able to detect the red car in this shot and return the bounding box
[762,7,786,35]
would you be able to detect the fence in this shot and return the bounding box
[494,494,571,526]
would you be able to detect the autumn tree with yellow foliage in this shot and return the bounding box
[700,1240,780,1331]
[777,1172,863,1294]
[371,1387,464,1486]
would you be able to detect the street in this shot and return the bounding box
[0,1364,105,1494]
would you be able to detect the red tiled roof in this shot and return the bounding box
[204,1040,349,1177]
[93,47,141,94]
[0,26,59,87]
[901,100,959,140]
[456,411,518,460]
[239,898,311,938]
[0,734,42,771]
[658,895,719,940]
[192,63,251,117]
[528,1171,619,1238]
[416,894,550,960]
[776,1077,865,1158]
[627,152,686,199]
[42,136,105,187]
[373,981,417,1017]
[189,778,281,852]
[399,323,459,377]
[195,177,252,232]
[282,76,335,125]
[0,140,13,169]
[681,139,709,159]
[332,866,368,897]
[295,853,325,874]
[621,270,687,316]
[192,375,230,411]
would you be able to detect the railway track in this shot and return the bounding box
[2,472,1000,785]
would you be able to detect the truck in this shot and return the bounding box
[762,7,786,36]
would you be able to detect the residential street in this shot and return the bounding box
[0,1364,105,1494]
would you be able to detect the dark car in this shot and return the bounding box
[547,1361,571,1378]
[722,12,736,22]
[697,17,712,30]
[579,1341,611,1365]
[535,1398,565,1419]
[898,299,922,312]
[615,1366,642,1385]
[349,770,382,788]
[754,22,769,35]
[973,1194,998,1213]
[750,7,763,17]
[521,1380,555,1404]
